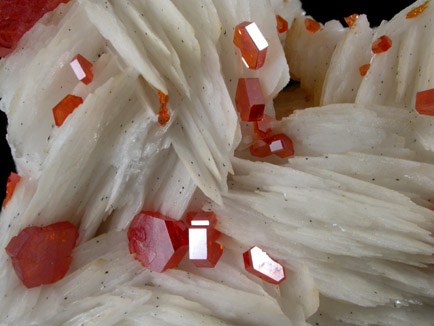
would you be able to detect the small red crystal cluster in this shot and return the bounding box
[344,14,359,29]
[158,90,171,127]
[52,54,94,127]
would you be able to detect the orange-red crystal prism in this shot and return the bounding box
[158,91,170,127]
[243,246,286,285]
[406,1,429,19]
[70,54,94,85]
[127,211,188,273]
[344,14,359,29]
[268,134,294,158]
[3,172,21,208]
[372,35,392,54]
[304,18,322,34]
[52,94,83,127]
[276,15,289,33]
[235,78,265,122]
[5,221,79,288]
[250,139,272,158]
[233,21,268,70]
[415,88,434,116]
[359,64,371,77]
[253,114,274,138]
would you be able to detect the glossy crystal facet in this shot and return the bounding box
[233,21,268,69]
[5,222,79,288]
[188,228,223,268]
[235,78,265,122]
[371,35,392,54]
[268,134,295,158]
[3,172,21,208]
[52,94,83,127]
[243,246,286,285]
[127,211,188,273]
[70,54,94,85]
[415,88,434,116]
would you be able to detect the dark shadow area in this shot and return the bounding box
[0,108,16,204]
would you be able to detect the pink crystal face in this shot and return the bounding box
[233,21,268,70]
[243,246,286,284]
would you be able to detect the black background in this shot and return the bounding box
[0,0,417,203]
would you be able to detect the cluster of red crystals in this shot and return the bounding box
[359,63,371,77]
[304,18,322,34]
[70,54,94,85]
[344,14,359,29]
[52,94,83,127]
[253,114,274,139]
[235,78,265,122]
[415,88,434,116]
[3,172,21,208]
[127,211,188,273]
[250,133,294,158]
[243,246,286,284]
[371,35,392,54]
[233,21,268,70]
[406,1,430,19]
[187,211,223,268]
[158,91,171,127]
[276,15,289,33]
[0,0,70,57]
[5,221,78,288]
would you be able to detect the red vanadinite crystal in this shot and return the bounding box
[415,88,434,116]
[235,78,265,122]
[158,91,170,127]
[359,64,371,77]
[276,15,289,33]
[0,0,70,57]
[243,246,286,285]
[70,54,94,85]
[304,18,322,34]
[187,211,220,242]
[250,139,272,158]
[127,211,188,273]
[268,134,294,158]
[52,95,83,127]
[233,21,268,70]
[5,221,79,288]
[344,14,359,29]
[371,35,392,54]
[3,172,21,208]
[406,1,430,19]
[253,114,274,138]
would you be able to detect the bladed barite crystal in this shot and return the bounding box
[70,54,94,85]
[415,88,434,116]
[52,94,83,127]
[233,21,268,70]
[235,78,265,122]
[3,172,21,208]
[5,222,79,288]
[371,35,392,54]
[127,211,188,273]
[243,246,286,284]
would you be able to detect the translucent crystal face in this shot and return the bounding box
[243,246,286,284]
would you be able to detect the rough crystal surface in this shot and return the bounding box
[52,95,83,127]
[415,88,434,116]
[5,222,79,288]
[371,35,392,54]
[127,211,188,273]
[70,54,94,85]
[3,172,21,208]
[243,246,286,284]
[235,78,265,122]
[233,21,268,70]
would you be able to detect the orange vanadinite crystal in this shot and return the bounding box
[359,64,371,77]
[344,14,359,29]
[127,211,188,273]
[304,18,322,34]
[406,1,430,19]
[52,95,83,127]
[250,139,272,158]
[235,78,265,122]
[243,246,286,285]
[233,21,268,70]
[415,88,434,116]
[253,114,274,138]
[5,222,79,288]
[158,91,170,127]
[268,134,294,158]
[372,35,392,54]
[70,54,94,85]
[276,15,289,33]
[3,172,21,208]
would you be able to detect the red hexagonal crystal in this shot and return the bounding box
[243,246,286,285]
[268,133,294,158]
[233,21,268,70]
[253,114,274,139]
[304,18,322,34]
[415,88,434,116]
[250,139,272,158]
[189,228,223,268]
[0,0,70,57]
[52,94,83,127]
[127,211,188,273]
[276,15,288,33]
[187,211,220,241]
[70,54,94,85]
[3,172,21,208]
[235,78,265,122]
[372,35,392,54]
[5,221,79,288]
